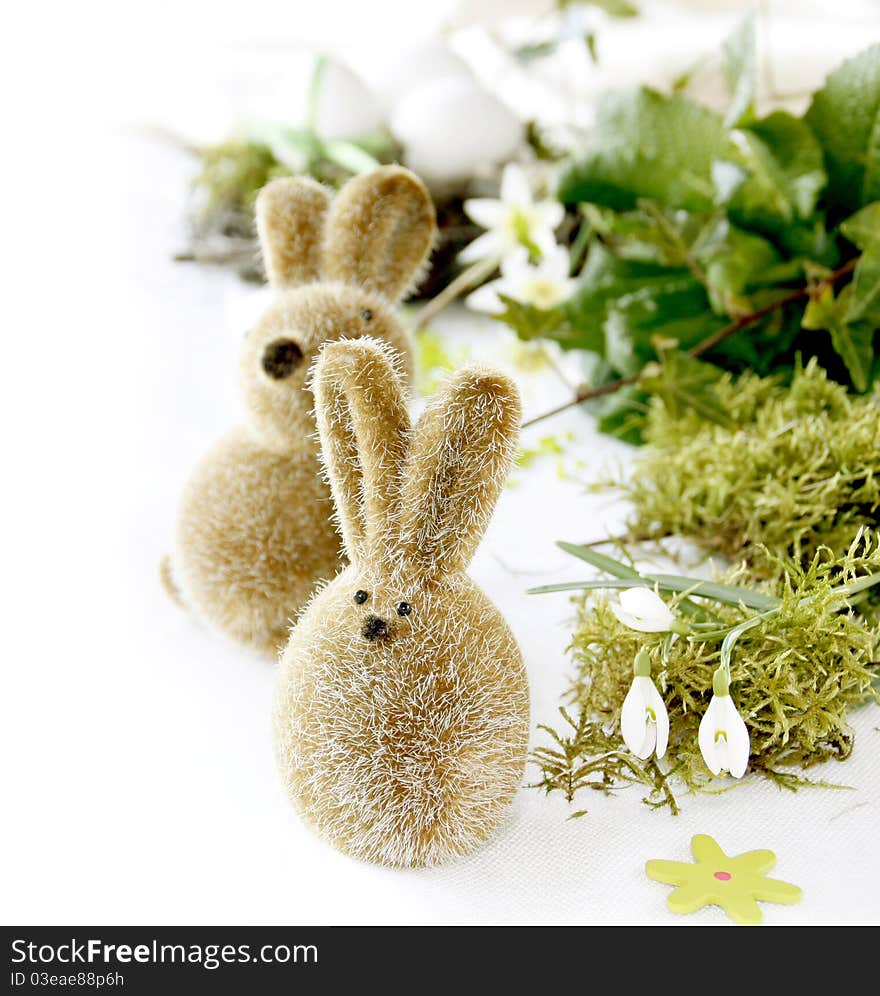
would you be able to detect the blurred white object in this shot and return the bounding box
[390,76,523,190]
[311,57,385,139]
[453,1,880,134]
[450,0,559,26]
[367,38,472,110]
[467,246,575,313]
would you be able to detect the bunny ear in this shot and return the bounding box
[399,367,521,578]
[322,165,436,301]
[310,338,411,565]
[256,176,331,288]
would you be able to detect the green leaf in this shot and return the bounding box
[322,139,380,174]
[727,112,828,232]
[585,32,598,64]
[806,44,880,211]
[248,124,323,164]
[494,295,578,346]
[558,88,727,211]
[587,204,781,303]
[558,0,639,15]
[802,284,874,391]
[801,284,836,330]
[841,203,880,324]
[847,252,880,325]
[830,320,874,393]
[593,385,649,444]
[566,245,724,372]
[638,340,733,427]
[722,14,756,128]
[701,220,781,297]
[604,290,724,375]
[513,40,559,63]
[840,201,880,251]
[585,202,709,268]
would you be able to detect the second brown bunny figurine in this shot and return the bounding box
[163,166,436,656]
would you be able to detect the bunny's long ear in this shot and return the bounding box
[256,176,331,288]
[311,338,411,566]
[322,165,436,302]
[399,368,521,578]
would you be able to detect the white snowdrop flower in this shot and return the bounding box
[460,163,564,264]
[698,669,751,778]
[466,246,575,314]
[611,587,676,633]
[620,650,669,760]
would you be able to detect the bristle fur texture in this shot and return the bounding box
[322,165,436,301]
[274,338,529,866]
[257,176,330,288]
[310,338,411,565]
[166,168,436,656]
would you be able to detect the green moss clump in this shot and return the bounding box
[192,141,289,238]
[533,538,880,812]
[618,360,880,578]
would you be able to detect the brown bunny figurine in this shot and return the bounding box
[274,337,530,866]
[163,167,436,656]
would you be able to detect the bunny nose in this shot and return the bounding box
[362,615,389,642]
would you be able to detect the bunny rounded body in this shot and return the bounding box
[166,168,436,656]
[274,339,530,866]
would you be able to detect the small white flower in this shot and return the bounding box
[611,588,676,633]
[620,651,669,760]
[466,246,575,314]
[698,672,750,778]
[460,163,564,264]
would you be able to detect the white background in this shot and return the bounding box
[3,0,879,926]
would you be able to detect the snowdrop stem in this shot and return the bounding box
[412,256,499,335]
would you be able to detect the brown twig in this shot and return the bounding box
[411,255,498,335]
[521,257,860,430]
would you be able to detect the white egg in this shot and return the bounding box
[391,76,523,189]
[366,39,471,111]
[312,57,386,140]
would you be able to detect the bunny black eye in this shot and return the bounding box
[396,601,411,616]
[262,338,303,379]
[361,309,374,322]
[354,590,369,604]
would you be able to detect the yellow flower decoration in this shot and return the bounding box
[646,834,802,925]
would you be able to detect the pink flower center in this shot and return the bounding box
[714,871,732,881]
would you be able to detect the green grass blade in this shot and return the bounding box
[646,574,780,610]
[556,542,640,577]
[830,571,880,599]
[529,579,652,594]
[529,574,780,610]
